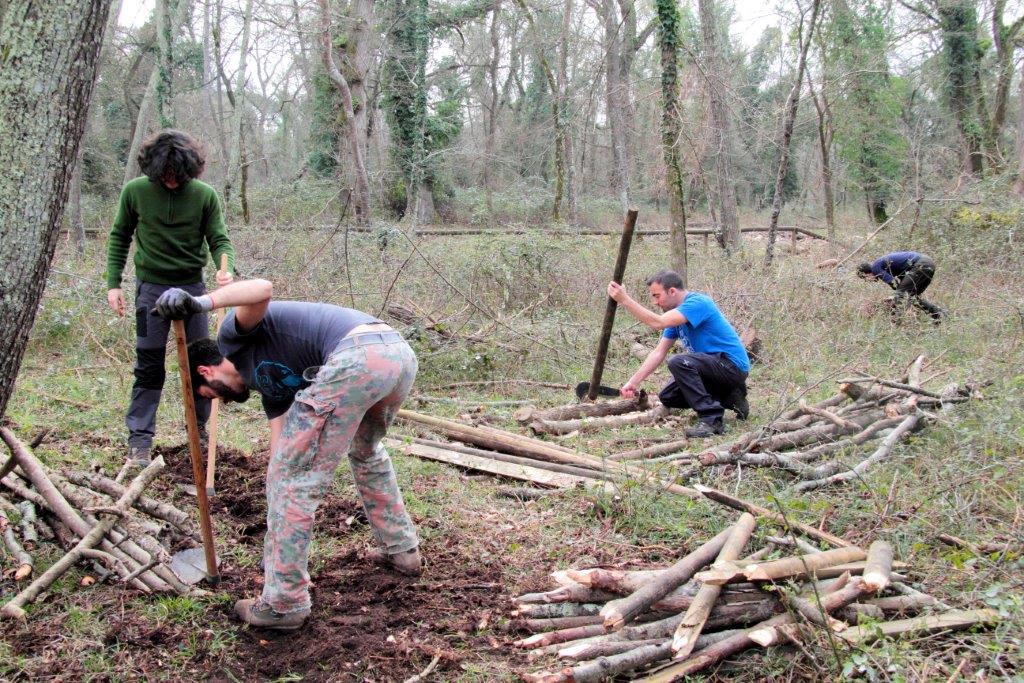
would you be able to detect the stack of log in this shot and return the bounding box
[515,395,671,438]
[515,515,998,682]
[0,428,201,620]
[669,356,977,492]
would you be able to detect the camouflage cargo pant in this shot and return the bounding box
[261,334,419,613]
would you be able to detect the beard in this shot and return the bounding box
[208,379,251,404]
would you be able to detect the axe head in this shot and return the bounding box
[574,382,621,400]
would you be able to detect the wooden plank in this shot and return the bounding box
[396,441,611,490]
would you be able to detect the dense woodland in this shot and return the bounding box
[69,0,1024,239]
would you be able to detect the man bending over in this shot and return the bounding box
[154,279,420,631]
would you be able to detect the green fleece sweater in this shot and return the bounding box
[105,176,235,289]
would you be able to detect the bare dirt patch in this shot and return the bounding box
[3,439,522,681]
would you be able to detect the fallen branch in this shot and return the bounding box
[608,440,690,462]
[696,547,867,585]
[862,540,894,592]
[0,509,33,580]
[65,470,196,533]
[521,396,651,424]
[792,413,921,492]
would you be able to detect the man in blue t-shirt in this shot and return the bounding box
[607,269,750,438]
[857,252,943,322]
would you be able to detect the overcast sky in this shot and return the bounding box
[118,0,782,49]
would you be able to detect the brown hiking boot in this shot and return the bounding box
[233,598,310,631]
[365,547,423,577]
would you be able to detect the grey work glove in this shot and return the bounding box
[152,288,213,320]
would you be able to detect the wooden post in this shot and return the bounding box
[587,208,638,401]
[205,254,229,497]
[172,319,220,584]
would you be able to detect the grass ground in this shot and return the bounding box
[1,195,1022,681]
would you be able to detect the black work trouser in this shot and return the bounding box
[127,280,211,449]
[893,258,942,319]
[659,352,747,424]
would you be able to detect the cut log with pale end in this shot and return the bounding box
[862,540,894,592]
[513,602,604,619]
[867,593,937,613]
[836,609,999,644]
[631,577,876,682]
[671,514,756,658]
[600,526,734,631]
[0,509,33,580]
[1,457,166,620]
[777,590,847,632]
[530,405,668,436]
[743,546,867,582]
[514,582,619,605]
[525,396,651,424]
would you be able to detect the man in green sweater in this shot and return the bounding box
[106,130,235,462]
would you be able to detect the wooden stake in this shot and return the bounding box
[587,208,638,401]
[205,253,229,497]
[671,513,757,658]
[599,525,734,631]
[837,609,999,644]
[171,319,219,585]
[862,540,894,592]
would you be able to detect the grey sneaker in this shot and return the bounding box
[685,420,725,439]
[127,445,151,464]
[366,547,423,577]
[233,598,309,631]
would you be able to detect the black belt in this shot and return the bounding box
[333,330,403,352]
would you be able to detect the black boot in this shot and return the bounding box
[685,419,725,438]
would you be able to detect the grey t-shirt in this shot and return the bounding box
[218,301,377,418]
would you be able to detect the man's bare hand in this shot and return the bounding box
[607,281,626,302]
[215,269,234,287]
[620,381,639,399]
[107,288,126,316]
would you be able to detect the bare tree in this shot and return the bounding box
[122,0,190,184]
[697,0,740,253]
[318,0,372,224]
[223,0,255,217]
[655,0,688,282]
[484,0,502,213]
[0,0,113,418]
[764,0,822,268]
[807,70,835,247]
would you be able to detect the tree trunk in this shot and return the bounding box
[484,0,501,213]
[1015,59,1024,197]
[155,0,178,128]
[223,0,254,214]
[319,0,372,225]
[807,71,835,249]
[203,0,229,168]
[763,0,821,267]
[122,0,190,184]
[938,0,985,176]
[655,0,688,283]
[697,0,740,253]
[558,0,577,221]
[602,0,630,215]
[0,0,115,419]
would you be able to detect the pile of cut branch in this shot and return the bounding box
[515,515,997,682]
[0,427,201,619]
[689,356,979,491]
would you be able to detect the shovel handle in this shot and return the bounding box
[173,318,220,584]
[205,254,229,496]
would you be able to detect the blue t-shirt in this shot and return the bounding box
[662,292,750,373]
[870,252,925,285]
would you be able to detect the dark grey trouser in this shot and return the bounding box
[659,352,748,424]
[892,258,943,320]
[127,280,211,449]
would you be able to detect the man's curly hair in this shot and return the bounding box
[138,129,206,187]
